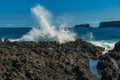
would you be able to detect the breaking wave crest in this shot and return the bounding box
[80,32,116,53]
[90,40,116,54]
[20,4,76,43]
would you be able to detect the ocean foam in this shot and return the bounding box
[80,32,116,53]
[90,40,116,54]
[20,5,76,43]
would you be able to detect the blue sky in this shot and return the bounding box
[0,0,120,27]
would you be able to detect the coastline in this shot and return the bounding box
[0,39,103,80]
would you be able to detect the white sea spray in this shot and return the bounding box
[20,4,76,43]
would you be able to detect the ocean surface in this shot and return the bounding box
[74,27,119,53]
[1,27,119,51]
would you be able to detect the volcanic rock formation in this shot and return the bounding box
[0,39,103,80]
[97,41,120,80]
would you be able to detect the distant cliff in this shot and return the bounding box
[99,21,120,27]
[74,24,90,28]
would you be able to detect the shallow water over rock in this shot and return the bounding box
[89,59,101,78]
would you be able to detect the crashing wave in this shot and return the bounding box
[20,4,76,43]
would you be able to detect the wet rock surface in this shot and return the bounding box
[97,41,120,80]
[0,39,102,80]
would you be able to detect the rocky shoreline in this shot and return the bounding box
[97,41,120,80]
[0,39,104,80]
[0,38,119,80]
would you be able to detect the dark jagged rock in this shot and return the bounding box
[74,24,90,28]
[99,21,120,28]
[0,38,2,43]
[97,41,120,80]
[0,39,103,80]
[4,38,10,43]
[112,41,120,52]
